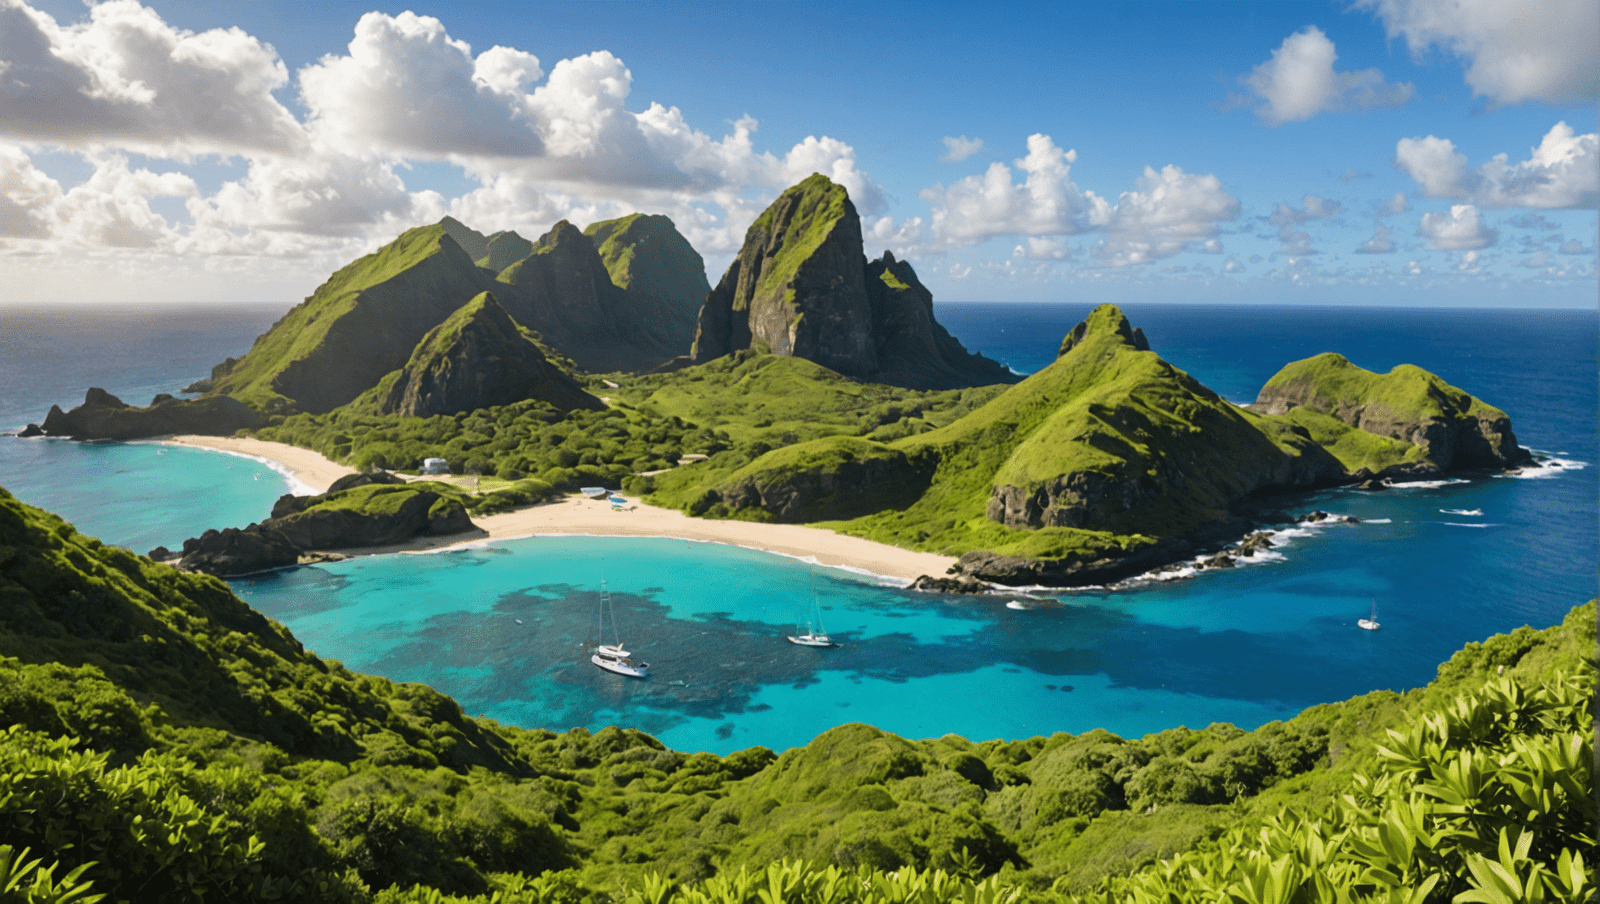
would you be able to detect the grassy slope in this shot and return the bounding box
[0,483,1590,902]
[749,174,853,307]
[1261,352,1509,426]
[835,305,1319,559]
[212,225,456,411]
[1270,405,1432,475]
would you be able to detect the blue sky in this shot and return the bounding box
[1,0,1594,306]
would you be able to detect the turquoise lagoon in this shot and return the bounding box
[1,303,1594,754]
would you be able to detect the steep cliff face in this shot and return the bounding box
[585,213,709,359]
[691,174,878,376]
[210,224,492,414]
[1252,353,1531,470]
[496,220,682,373]
[378,291,605,417]
[864,252,1018,389]
[439,216,490,262]
[692,175,1016,389]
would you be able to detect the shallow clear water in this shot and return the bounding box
[1,302,1593,753]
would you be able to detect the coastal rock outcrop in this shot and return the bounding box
[378,291,605,417]
[691,174,1015,389]
[179,525,301,576]
[1251,353,1532,470]
[976,305,1344,536]
[40,388,264,439]
[178,481,479,577]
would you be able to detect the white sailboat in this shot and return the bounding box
[1358,598,1381,631]
[787,569,837,647]
[591,576,648,677]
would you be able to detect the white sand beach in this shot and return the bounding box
[164,435,956,583]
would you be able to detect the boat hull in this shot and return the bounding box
[787,634,835,648]
[592,653,648,677]
[1357,619,1381,631]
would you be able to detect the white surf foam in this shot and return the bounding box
[1386,478,1471,489]
[1361,518,1393,524]
[1505,454,1588,480]
[1439,508,1482,516]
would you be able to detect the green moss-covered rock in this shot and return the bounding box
[839,305,1345,583]
[378,291,604,417]
[211,223,492,414]
[691,176,1014,390]
[692,174,876,376]
[1252,353,1531,470]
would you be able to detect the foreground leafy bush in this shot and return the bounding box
[1056,670,1594,903]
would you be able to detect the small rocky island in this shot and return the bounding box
[27,173,1537,588]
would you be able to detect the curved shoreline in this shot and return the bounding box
[161,434,957,584]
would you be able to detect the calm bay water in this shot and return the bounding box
[1,302,1593,754]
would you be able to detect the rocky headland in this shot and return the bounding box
[33,388,264,440]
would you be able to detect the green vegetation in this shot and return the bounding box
[0,486,1592,902]
[822,305,1325,560]
[747,175,853,309]
[1261,353,1508,425]
[1270,406,1433,475]
[256,399,706,494]
[213,225,466,412]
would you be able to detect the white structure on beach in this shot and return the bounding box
[421,458,449,475]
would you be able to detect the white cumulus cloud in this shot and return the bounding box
[1418,204,1498,250]
[0,0,308,157]
[1243,26,1413,125]
[1396,122,1599,209]
[1376,192,1410,217]
[1357,0,1600,104]
[920,134,1100,246]
[1093,165,1241,266]
[940,136,984,163]
[0,144,62,238]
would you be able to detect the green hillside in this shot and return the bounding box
[831,304,1338,562]
[0,485,1591,903]
[211,224,489,414]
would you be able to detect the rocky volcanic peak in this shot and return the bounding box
[692,174,878,377]
[211,223,493,413]
[477,231,533,272]
[585,213,710,358]
[439,216,490,261]
[379,291,605,417]
[1252,352,1531,470]
[692,175,1016,389]
[496,220,683,373]
[864,251,1019,389]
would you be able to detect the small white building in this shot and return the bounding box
[421,458,449,475]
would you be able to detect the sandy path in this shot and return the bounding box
[163,435,955,583]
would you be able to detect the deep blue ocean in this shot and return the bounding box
[1,302,1593,754]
